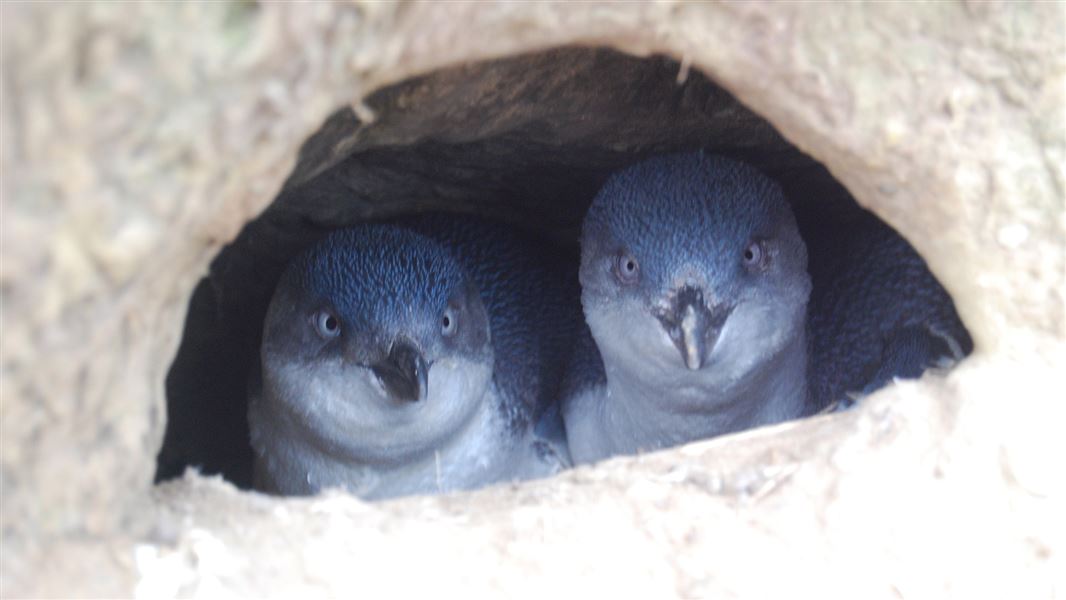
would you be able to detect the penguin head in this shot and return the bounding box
[260,224,493,464]
[579,153,811,401]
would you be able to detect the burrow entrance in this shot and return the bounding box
[155,47,971,489]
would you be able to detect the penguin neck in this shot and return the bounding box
[600,328,808,455]
[368,383,507,499]
[251,379,516,500]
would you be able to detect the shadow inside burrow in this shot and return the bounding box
[154,46,972,489]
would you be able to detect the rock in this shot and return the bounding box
[1,2,1061,597]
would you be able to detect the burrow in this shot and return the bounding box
[155,46,972,489]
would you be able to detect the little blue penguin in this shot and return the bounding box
[248,214,577,499]
[563,152,971,464]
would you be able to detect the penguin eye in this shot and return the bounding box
[615,252,640,284]
[313,310,341,339]
[441,306,458,337]
[743,240,767,271]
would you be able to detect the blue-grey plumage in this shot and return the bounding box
[249,215,578,499]
[564,151,971,464]
[804,212,972,409]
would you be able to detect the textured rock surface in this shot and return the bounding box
[1,2,1062,597]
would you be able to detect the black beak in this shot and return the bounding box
[655,286,732,371]
[371,340,429,402]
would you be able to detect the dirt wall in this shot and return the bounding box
[1,3,1062,597]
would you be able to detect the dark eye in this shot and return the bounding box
[615,252,640,284]
[743,240,766,270]
[441,306,458,337]
[314,310,340,339]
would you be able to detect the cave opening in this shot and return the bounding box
[154,46,972,491]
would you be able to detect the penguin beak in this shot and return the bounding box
[656,286,732,371]
[371,340,429,403]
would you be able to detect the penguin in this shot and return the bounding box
[563,152,971,464]
[249,214,578,499]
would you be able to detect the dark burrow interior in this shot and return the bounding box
[155,47,972,489]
